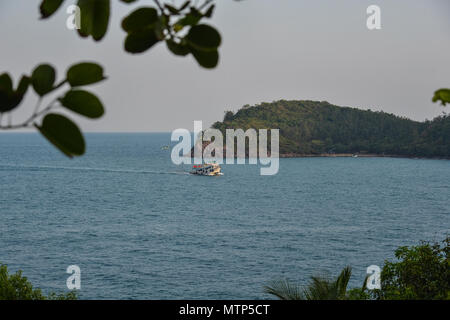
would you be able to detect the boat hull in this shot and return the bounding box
[190,163,222,176]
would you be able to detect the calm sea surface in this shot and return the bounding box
[0,133,449,299]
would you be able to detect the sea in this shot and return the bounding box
[0,133,449,299]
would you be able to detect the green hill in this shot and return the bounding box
[211,100,450,157]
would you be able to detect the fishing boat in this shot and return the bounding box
[190,163,223,176]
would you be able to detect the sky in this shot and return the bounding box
[0,0,449,132]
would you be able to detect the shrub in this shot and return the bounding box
[0,263,77,300]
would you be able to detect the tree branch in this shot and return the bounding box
[0,97,60,130]
[153,0,164,12]
[199,0,213,10]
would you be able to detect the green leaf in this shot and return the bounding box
[125,29,160,54]
[186,24,221,51]
[67,62,105,87]
[32,64,56,96]
[40,0,64,19]
[10,76,31,110]
[174,9,202,30]
[0,73,13,93]
[165,4,179,15]
[77,0,110,41]
[432,89,450,106]
[0,92,8,111]
[173,24,184,33]
[166,40,190,56]
[16,76,31,96]
[179,1,191,11]
[59,90,104,119]
[190,48,219,69]
[0,73,13,112]
[35,113,85,157]
[122,7,158,33]
[0,74,30,112]
[153,16,168,40]
[204,4,215,18]
[189,7,202,18]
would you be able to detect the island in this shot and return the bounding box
[192,100,450,158]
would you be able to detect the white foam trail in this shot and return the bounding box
[0,164,189,175]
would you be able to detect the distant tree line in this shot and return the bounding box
[212,100,450,157]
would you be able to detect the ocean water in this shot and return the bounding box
[0,133,449,299]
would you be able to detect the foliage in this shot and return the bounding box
[212,100,450,157]
[375,237,450,300]
[40,0,222,68]
[1,2,447,158]
[47,291,79,300]
[304,266,352,300]
[0,264,77,300]
[0,62,105,157]
[432,88,450,106]
[266,237,449,300]
[264,279,304,300]
[223,111,234,122]
[346,287,372,300]
[1,1,225,157]
[264,266,353,300]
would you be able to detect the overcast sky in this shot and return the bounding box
[0,0,449,132]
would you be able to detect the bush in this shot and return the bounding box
[0,263,77,300]
[265,237,450,300]
[378,237,449,300]
[348,237,449,300]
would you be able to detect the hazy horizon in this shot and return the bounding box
[1,0,449,132]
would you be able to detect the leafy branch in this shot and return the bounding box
[122,0,221,68]
[1,1,226,158]
[0,62,106,157]
[0,98,56,130]
[40,0,223,68]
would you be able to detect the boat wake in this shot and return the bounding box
[0,164,190,176]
